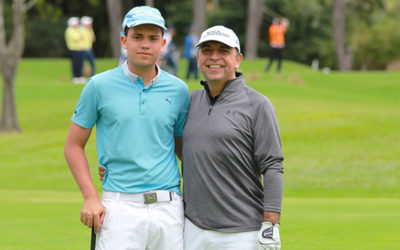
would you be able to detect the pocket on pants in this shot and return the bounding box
[99,198,115,232]
[171,196,184,225]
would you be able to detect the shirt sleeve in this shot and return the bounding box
[174,85,190,137]
[253,99,284,212]
[71,78,98,129]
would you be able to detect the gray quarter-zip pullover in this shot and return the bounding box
[182,72,284,232]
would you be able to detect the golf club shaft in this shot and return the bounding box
[91,226,96,250]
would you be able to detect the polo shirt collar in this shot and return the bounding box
[121,61,161,86]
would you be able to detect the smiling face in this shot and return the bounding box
[121,24,165,72]
[197,41,242,86]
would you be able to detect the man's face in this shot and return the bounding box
[197,41,242,85]
[121,24,165,70]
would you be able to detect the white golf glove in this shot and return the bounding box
[256,221,281,250]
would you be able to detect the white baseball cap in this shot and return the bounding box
[122,6,167,31]
[67,17,79,27]
[196,25,241,53]
[81,16,93,25]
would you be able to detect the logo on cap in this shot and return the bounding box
[206,30,230,38]
[196,25,241,53]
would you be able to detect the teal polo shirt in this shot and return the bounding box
[71,63,190,194]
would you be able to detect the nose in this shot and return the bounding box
[209,50,220,60]
[140,39,151,49]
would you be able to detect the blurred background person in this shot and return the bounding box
[119,46,128,66]
[65,17,85,84]
[264,17,289,74]
[183,25,198,80]
[160,25,178,75]
[118,46,128,66]
[80,16,96,76]
[119,31,128,66]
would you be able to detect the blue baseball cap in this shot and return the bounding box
[122,6,167,32]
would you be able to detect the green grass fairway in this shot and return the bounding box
[282,197,400,249]
[1,58,399,249]
[1,190,399,249]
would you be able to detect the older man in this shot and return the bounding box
[182,25,284,250]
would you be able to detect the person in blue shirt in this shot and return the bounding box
[64,6,190,250]
[183,25,199,80]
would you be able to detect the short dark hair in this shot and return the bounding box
[235,48,240,57]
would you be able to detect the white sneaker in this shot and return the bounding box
[78,77,87,84]
[72,77,81,84]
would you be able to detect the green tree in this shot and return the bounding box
[13,0,400,70]
[349,0,399,69]
[0,0,36,133]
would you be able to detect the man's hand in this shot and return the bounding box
[80,197,106,233]
[281,18,290,28]
[98,166,105,181]
[256,221,281,250]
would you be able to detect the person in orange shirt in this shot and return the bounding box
[264,18,289,74]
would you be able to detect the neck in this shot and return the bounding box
[208,81,226,97]
[207,73,237,97]
[128,62,157,86]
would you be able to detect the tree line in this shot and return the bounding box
[2,0,399,70]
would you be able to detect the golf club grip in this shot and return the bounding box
[91,226,96,250]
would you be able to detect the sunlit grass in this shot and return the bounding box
[1,58,399,249]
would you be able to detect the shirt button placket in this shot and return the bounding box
[140,88,145,114]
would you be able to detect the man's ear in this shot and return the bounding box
[161,37,166,51]
[235,53,243,69]
[121,35,127,49]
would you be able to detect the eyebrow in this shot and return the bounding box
[220,45,231,49]
[130,29,162,36]
[130,32,161,38]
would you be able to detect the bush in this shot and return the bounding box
[24,17,68,57]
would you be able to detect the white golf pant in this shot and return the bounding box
[96,191,184,250]
[184,218,258,250]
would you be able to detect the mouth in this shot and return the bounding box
[138,52,152,56]
[207,64,223,68]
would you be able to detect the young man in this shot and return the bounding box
[182,25,284,249]
[64,6,189,250]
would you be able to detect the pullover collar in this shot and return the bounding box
[201,72,245,105]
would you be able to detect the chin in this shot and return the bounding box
[205,73,222,80]
[138,60,156,67]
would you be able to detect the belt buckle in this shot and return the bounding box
[144,192,157,204]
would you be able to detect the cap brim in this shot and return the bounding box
[125,20,167,31]
[196,37,240,52]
